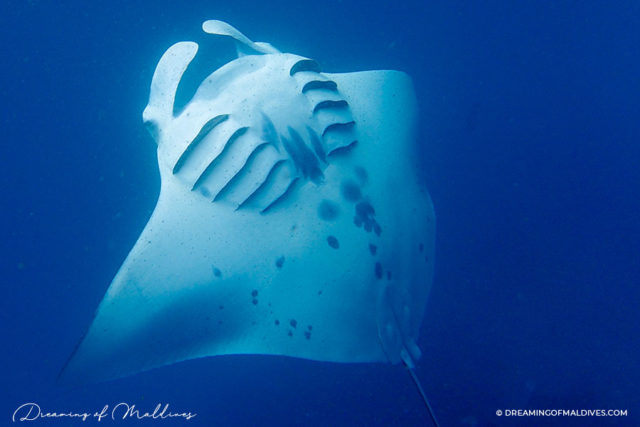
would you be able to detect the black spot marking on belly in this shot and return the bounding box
[375,262,383,279]
[341,179,361,202]
[355,201,381,235]
[356,201,373,216]
[318,200,340,221]
[327,235,340,249]
[276,256,285,269]
[354,166,368,185]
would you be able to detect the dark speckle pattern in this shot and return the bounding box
[327,235,340,249]
[375,262,383,279]
[354,166,368,185]
[341,180,362,202]
[318,200,340,221]
[355,201,381,235]
[356,201,374,217]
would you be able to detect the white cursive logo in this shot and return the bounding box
[111,403,197,420]
[12,402,197,422]
[13,403,92,422]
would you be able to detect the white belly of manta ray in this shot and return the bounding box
[60,19,437,425]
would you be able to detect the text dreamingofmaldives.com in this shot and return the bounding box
[12,403,197,422]
[496,408,628,417]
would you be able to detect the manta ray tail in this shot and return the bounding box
[405,364,440,427]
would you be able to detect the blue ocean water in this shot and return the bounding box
[1,1,638,426]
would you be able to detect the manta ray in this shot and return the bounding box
[60,20,437,424]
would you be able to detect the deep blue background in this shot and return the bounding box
[2,1,638,426]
